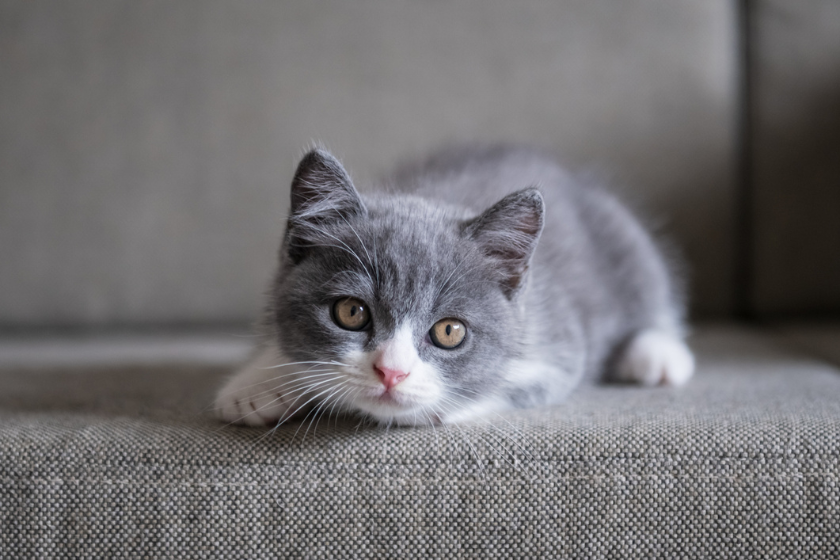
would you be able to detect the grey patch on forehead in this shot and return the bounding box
[364,197,470,317]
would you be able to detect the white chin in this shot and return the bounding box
[354,397,433,426]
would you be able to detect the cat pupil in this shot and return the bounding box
[446,324,452,336]
[351,306,357,316]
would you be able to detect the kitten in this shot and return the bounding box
[216,146,694,427]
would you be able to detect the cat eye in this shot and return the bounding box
[332,297,371,331]
[430,318,466,349]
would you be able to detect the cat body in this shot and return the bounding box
[216,146,694,426]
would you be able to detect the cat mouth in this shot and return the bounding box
[360,387,415,409]
[352,387,440,425]
[372,389,404,405]
[376,392,403,405]
[352,383,438,418]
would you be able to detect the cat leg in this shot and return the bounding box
[614,329,695,386]
[215,345,311,426]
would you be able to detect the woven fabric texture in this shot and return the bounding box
[1,328,839,558]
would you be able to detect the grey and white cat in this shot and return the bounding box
[216,146,694,427]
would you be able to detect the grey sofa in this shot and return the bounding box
[2,1,839,557]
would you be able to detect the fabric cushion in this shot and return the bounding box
[1,328,839,557]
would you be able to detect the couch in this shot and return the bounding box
[1,0,839,557]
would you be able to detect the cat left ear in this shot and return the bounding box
[463,188,545,299]
[285,149,366,263]
[289,149,365,223]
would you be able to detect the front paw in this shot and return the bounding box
[615,330,695,386]
[215,376,295,427]
[214,347,300,427]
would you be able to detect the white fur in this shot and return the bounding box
[217,328,695,427]
[504,357,557,386]
[215,324,447,427]
[615,330,695,386]
[378,324,420,374]
[216,345,304,426]
[343,324,445,425]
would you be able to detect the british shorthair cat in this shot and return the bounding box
[216,146,694,427]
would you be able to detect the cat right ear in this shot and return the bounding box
[463,188,545,299]
[285,149,366,262]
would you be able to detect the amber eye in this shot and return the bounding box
[430,318,466,349]
[332,297,371,331]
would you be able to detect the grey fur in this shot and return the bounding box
[266,145,685,419]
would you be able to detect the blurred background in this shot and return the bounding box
[1,0,838,339]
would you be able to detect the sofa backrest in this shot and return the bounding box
[0,0,837,327]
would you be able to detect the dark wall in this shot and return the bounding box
[748,0,840,318]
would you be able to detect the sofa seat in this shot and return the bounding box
[1,326,838,558]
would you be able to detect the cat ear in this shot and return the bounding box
[462,188,545,298]
[285,149,366,262]
[289,148,365,222]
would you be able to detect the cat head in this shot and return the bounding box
[270,149,544,425]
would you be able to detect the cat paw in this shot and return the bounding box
[214,348,299,427]
[216,378,294,427]
[615,330,695,386]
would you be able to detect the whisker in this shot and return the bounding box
[220,375,345,430]
[311,384,349,433]
[288,239,371,276]
[251,416,286,447]
[433,395,535,481]
[453,422,486,480]
[250,379,343,447]
[290,383,347,443]
[298,222,374,286]
[432,406,466,472]
[469,420,528,473]
[272,375,346,402]
[214,373,343,418]
[223,371,344,404]
[299,382,349,444]
[326,385,356,430]
[315,382,355,434]
[442,387,536,463]
[484,412,536,463]
[282,381,347,436]
[421,410,441,449]
[339,214,378,288]
[371,225,380,284]
[214,369,339,401]
[261,360,349,370]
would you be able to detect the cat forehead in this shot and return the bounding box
[309,220,490,316]
[367,192,474,221]
[321,237,483,311]
[323,197,473,273]
[368,197,469,240]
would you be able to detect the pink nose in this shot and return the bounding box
[374,365,409,390]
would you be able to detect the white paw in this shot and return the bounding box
[616,330,695,386]
[216,378,296,427]
[215,347,300,427]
